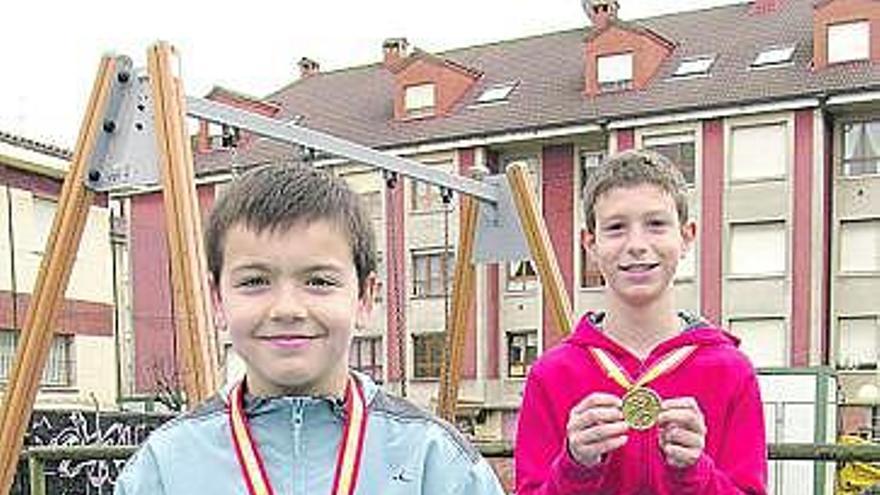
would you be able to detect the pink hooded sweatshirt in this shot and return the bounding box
[515,313,767,495]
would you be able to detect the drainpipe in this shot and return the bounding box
[109,198,123,407]
[3,175,19,331]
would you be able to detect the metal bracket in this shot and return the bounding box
[473,175,530,263]
[81,57,529,263]
[85,57,159,191]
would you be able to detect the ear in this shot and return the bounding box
[680,220,697,257]
[209,276,227,331]
[580,228,596,255]
[355,272,378,330]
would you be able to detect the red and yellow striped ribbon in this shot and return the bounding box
[590,345,698,392]
[228,375,367,495]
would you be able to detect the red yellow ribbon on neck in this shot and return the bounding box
[590,345,697,392]
[227,374,368,495]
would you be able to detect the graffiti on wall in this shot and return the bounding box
[12,409,172,495]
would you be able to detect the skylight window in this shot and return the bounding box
[673,56,715,77]
[475,82,517,104]
[751,45,796,68]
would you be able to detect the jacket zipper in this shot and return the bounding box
[292,400,305,492]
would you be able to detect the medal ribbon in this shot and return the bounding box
[228,374,368,495]
[590,345,698,392]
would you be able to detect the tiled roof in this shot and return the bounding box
[195,0,880,173]
[0,130,72,161]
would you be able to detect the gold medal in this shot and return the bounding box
[590,345,698,431]
[621,387,661,430]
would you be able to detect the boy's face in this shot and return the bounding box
[212,219,375,397]
[583,183,695,308]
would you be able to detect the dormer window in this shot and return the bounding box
[751,45,796,68]
[673,55,715,78]
[474,82,518,105]
[597,52,633,91]
[828,21,869,64]
[207,122,239,149]
[404,83,436,118]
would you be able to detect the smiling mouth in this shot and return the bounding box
[619,262,660,273]
[259,335,323,348]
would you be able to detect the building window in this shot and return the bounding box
[502,154,540,187]
[360,191,382,219]
[0,330,74,387]
[842,121,880,176]
[730,123,787,181]
[412,250,454,298]
[676,242,696,280]
[873,407,880,441]
[673,55,715,78]
[828,21,870,64]
[579,151,604,193]
[597,52,633,91]
[32,196,58,254]
[507,330,538,378]
[729,222,786,276]
[580,234,605,289]
[507,259,538,292]
[350,336,384,383]
[413,332,445,379]
[840,220,880,273]
[224,343,246,384]
[837,317,878,370]
[729,318,787,368]
[751,45,796,68]
[373,252,385,304]
[404,83,435,117]
[643,132,696,185]
[207,123,239,149]
[411,180,445,212]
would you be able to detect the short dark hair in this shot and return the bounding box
[582,149,689,234]
[205,163,377,296]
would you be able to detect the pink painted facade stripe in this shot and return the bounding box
[486,264,500,379]
[458,148,478,379]
[701,120,724,326]
[130,185,215,393]
[385,180,406,381]
[616,128,635,151]
[791,109,814,367]
[131,192,174,393]
[541,144,574,350]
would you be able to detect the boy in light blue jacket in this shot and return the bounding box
[116,164,505,495]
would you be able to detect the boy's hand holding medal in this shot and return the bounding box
[567,392,707,469]
[657,397,707,468]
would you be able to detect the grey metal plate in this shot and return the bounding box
[473,175,531,263]
[86,58,159,191]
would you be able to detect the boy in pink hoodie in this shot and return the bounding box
[515,149,767,494]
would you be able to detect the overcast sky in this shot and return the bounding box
[0,0,743,148]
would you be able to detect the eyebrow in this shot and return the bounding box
[228,262,346,274]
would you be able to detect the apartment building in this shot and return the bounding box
[0,131,117,410]
[119,0,879,443]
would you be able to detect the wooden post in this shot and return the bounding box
[437,194,479,422]
[506,162,574,335]
[0,55,117,495]
[146,41,219,405]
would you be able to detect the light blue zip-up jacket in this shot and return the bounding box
[115,371,506,494]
